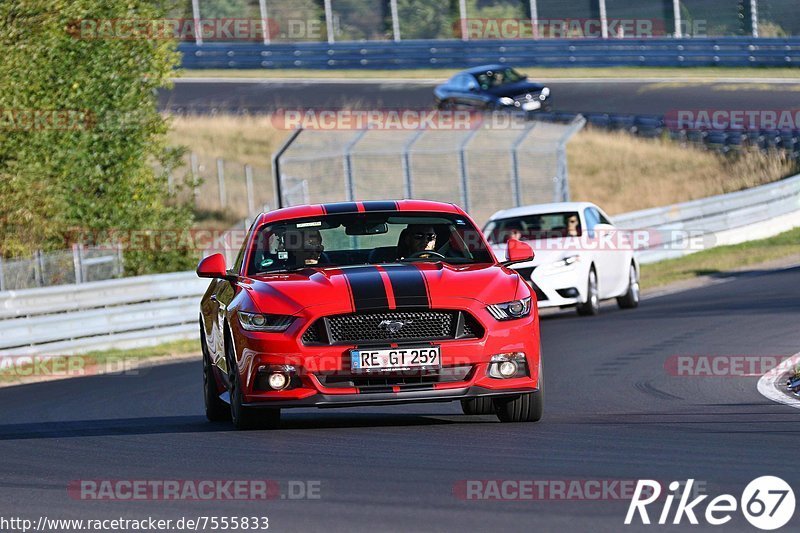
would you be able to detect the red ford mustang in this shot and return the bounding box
[197,200,542,429]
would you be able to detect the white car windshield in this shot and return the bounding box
[484,212,583,244]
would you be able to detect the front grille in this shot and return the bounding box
[302,309,483,346]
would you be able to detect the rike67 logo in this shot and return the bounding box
[626,477,795,530]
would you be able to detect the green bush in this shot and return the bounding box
[0,0,196,275]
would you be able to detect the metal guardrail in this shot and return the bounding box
[179,38,800,69]
[614,172,800,263]
[0,272,207,356]
[2,172,799,355]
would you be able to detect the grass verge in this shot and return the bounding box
[640,226,800,290]
[0,339,198,386]
[175,67,800,80]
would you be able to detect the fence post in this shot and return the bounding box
[245,164,256,217]
[258,0,270,45]
[598,0,609,39]
[72,244,83,284]
[750,0,759,38]
[116,243,124,278]
[402,128,425,198]
[35,250,45,287]
[672,0,683,38]
[458,0,469,40]
[272,127,303,208]
[216,158,226,209]
[390,0,401,41]
[190,152,200,206]
[529,0,539,39]
[343,129,369,202]
[0,256,5,291]
[324,0,335,44]
[191,0,203,45]
[458,127,481,212]
[510,122,537,208]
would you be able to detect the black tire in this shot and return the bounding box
[226,333,280,430]
[438,99,454,110]
[576,267,600,316]
[461,397,495,415]
[617,263,640,309]
[201,326,230,422]
[494,357,543,423]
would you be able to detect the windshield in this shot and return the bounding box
[247,212,493,275]
[475,67,524,89]
[484,212,582,244]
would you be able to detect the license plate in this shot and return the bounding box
[522,100,541,111]
[351,346,441,372]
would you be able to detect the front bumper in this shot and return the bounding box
[242,384,539,409]
[230,308,540,408]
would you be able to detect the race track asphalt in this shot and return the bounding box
[159,78,800,116]
[1,264,799,532]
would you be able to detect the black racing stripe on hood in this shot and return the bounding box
[322,202,359,214]
[341,266,389,312]
[382,264,429,308]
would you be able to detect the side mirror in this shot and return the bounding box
[197,253,231,280]
[503,238,534,266]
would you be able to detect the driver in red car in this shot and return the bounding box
[285,228,325,267]
[399,224,438,259]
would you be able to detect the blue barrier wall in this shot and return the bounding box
[179,38,800,69]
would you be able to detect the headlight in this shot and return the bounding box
[237,311,295,332]
[486,297,532,320]
[539,255,579,275]
[499,96,515,106]
[540,87,550,99]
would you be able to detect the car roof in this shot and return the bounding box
[258,200,466,225]
[459,64,508,75]
[487,202,600,222]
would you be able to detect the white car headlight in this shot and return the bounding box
[539,255,580,275]
[486,297,532,321]
[499,96,515,106]
[540,87,550,99]
[238,311,295,332]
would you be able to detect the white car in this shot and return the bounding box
[484,202,640,315]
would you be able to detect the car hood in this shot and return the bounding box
[486,80,546,98]
[244,263,522,315]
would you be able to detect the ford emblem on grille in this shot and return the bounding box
[378,319,412,335]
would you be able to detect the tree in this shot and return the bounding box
[0,0,196,274]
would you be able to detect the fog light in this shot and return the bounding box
[498,361,518,378]
[488,352,528,379]
[267,372,289,390]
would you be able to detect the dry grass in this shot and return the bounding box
[568,129,797,215]
[167,115,289,225]
[167,115,798,222]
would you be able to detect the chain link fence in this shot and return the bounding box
[174,0,800,42]
[274,115,585,226]
[0,246,123,291]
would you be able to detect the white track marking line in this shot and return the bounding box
[757,352,800,409]
[171,77,800,85]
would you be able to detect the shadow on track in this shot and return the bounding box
[0,412,497,440]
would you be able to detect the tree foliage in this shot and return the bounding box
[0,0,195,274]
